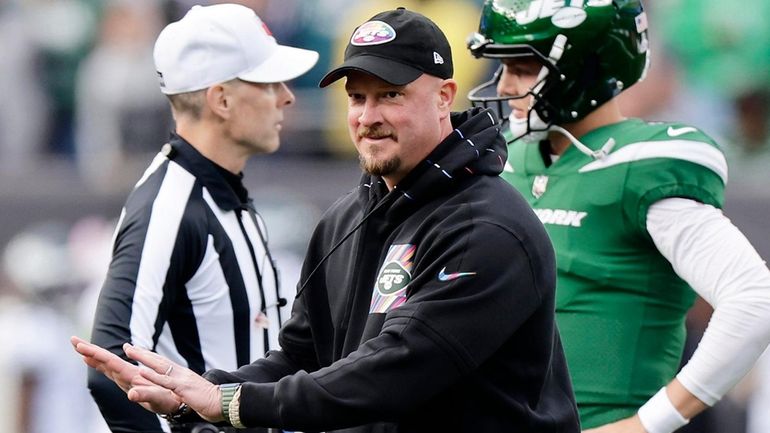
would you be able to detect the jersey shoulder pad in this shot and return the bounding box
[583,121,727,230]
[580,120,727,185]
[644,121,720,148]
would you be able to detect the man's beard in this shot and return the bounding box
[359,153,401,177]
[357,125,400,176]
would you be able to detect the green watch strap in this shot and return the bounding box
[220,383,241,422]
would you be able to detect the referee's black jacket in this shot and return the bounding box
[205,108,580,432]
[89,134,283,432]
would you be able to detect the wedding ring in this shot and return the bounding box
[164,365,174,376]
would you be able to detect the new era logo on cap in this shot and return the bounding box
[319,8,453,87]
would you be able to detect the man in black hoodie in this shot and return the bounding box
[72,8,580,433]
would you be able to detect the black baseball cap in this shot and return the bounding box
[319,8,453,87]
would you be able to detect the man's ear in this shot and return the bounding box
[206,83,231,120]
[438,79,458,115]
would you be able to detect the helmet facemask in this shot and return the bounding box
[468,33,565,143]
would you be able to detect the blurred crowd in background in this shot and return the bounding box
[0,0,768,432]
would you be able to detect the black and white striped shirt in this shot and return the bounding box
[89,134,284,432]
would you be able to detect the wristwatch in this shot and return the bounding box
[220,383,241,422]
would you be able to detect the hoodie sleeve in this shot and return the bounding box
[235,219,551,431]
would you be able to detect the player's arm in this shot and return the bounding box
[591,197,770,433]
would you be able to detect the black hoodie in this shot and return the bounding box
[205,108,580,433]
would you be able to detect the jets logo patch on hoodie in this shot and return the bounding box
[370,244,415,313]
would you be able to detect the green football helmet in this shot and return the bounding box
[468,0,650,136]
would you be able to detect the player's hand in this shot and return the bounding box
[70,336,181,415]
[583,414,648,433]
[124,343,224,423]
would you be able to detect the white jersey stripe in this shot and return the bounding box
[202,189,267,361]
[110,208,126,249]
[578,140,728,184]
[182,234,239,371]
[155,322,188,368]
[135,152,169,189]
[130,162,195,349]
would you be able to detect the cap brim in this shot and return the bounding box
[318,55,423,88]
[238,44,319,84]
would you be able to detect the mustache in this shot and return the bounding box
[357,126,396,140]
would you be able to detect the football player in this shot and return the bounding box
[467,1,770,432]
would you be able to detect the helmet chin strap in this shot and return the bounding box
[507,113,615,160]
[548,124,616,159]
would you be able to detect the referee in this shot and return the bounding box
[86,4,318,432]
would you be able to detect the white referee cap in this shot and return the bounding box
[153,3,319,95]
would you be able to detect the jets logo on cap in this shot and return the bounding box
[351,20,396,46]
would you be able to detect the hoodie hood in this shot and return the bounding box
[425,107,507,179]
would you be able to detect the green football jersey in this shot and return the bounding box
[501,119,727,428]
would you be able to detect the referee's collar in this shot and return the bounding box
[164,134,247,211]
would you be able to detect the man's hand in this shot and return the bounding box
[124,343,224,423]
[70,336,181,415]
[71,336,141,393]
[583,414,648,433]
